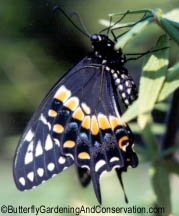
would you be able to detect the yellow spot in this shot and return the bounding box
[78,152,90,159]
[98,114,110,130]
[64,97,79,111]
[55,86,71,102]
[72,107,84,121]
[156,9,163,17]
[63,140,75,148]
[81,103,91,114]
[82,116,91,130]
[91,115,99,135]
[48,109,57,117]
[53,124,64,133]
[118,136,129,149]
[109,116,121,130]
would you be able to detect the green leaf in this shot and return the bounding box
[119,98,154,124]
[165,19,179,29]
[134,145,147,155]
[110,8,163,17]
[119,100,139,123]
[163,8,179,23]
[137,113,150,129]
[114,16,153,49]
[159,18,179,45]
[138,35,169,128]
[140,116,159,154]
[158,62,179,102]
[130,122,165,135]
[99,19,134,29]
[154,102,169,112]
[150,161,172,215]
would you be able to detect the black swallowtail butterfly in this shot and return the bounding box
[13,11,138,204]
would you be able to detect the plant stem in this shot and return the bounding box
[161,88,179,151]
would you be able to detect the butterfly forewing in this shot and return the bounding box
[13,57,91,190]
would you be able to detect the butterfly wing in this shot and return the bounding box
[47,62,138,203]
[13,56,138,204]
[13,57,94,190]
[77,69,138,188]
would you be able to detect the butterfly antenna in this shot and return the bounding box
[70,11,91,37]
[99,10,130,34]
[107,16,112,35]
[53,6,90,38]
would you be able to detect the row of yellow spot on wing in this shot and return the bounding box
[53,86,128,138]
[85,114,123,135]
[82,114,124,134]
[53,86,126,131]
[80,114,124,134]
[52,113,125,136]
[81,114,111,133]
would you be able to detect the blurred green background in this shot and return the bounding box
[0,0,178,215]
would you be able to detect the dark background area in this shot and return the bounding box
[0,0,178,215]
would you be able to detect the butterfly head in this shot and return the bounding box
[90,34,114,50]
[90,34,123,64]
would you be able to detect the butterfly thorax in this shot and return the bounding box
[90,34,126,70]
[90,34,137,106]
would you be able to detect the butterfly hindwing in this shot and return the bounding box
[54,64,137,203]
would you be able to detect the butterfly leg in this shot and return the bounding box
[125,47,169,61]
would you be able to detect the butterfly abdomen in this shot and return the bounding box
[111,69,138,106]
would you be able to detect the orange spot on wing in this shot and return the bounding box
[81,103,91,114]
[64,97,79,111]
[78,152,90,159]
[110,116,120,130]
[91,115,99,135]
[72,107,84,121]
[82,116,91,130]
[98,114,110,130]
[53,124,64,133]
[55,87,70,102]
[48,109,57,117]
[118,136,129,149]
[63,140,75,148]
